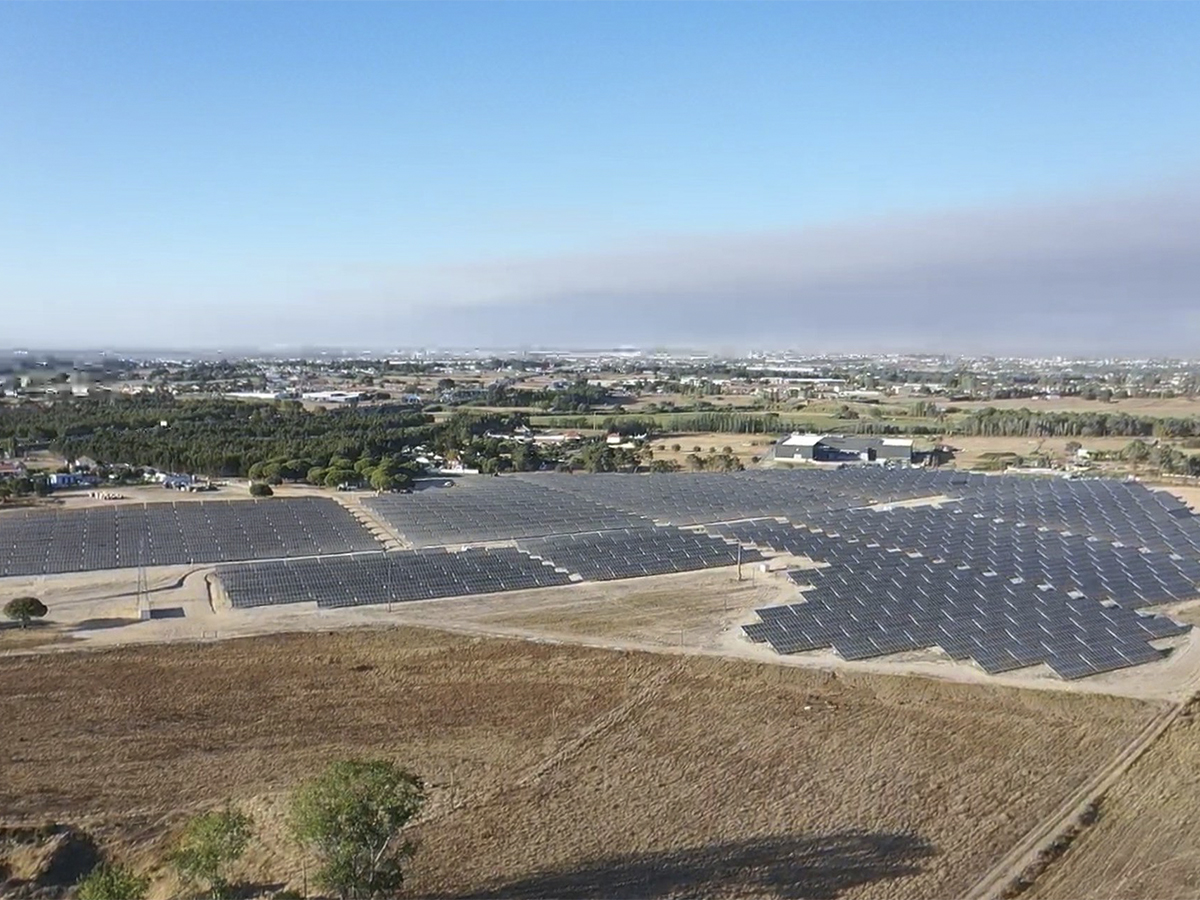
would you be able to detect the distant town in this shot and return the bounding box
[4,348,1200,504]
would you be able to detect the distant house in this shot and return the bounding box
[160,473,209,490]
[0,461,27,478]
[774,433,914,465]
[301,391,362,404]
[48,472,101,488]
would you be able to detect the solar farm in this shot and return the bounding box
[0,496,377,574]
[6,470,1200,900]
[3,470,1197,683]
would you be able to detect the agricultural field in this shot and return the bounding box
[939,436,1134,470]
[645,432,776,466]
[0,628,1157,900]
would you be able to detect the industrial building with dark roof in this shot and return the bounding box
[774,433,915,464]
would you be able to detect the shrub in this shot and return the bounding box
[169,806,254,900]
[77,863,150,900]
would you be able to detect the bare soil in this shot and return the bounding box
[0,628,1158,899]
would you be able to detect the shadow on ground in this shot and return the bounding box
[72,617,141,631]
[438,831,936,900]
[229,880,286,899]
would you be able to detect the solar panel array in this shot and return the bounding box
[363,477,648,546]
[798,505,1200,609]
[512,468,957,525]
[0,498,379,575]
[8,466,1196,682]
[721,504,1194,679]
[218,547,573,609]
[518,525,763,581]
[953,477,1200,555]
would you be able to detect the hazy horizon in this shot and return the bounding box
[3,3,1198,354]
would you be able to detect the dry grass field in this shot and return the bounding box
[1025,698,1200,900]
[0,627,1160,900]
[646,432,775,466]
[940,436,1135,469]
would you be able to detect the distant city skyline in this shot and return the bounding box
[2,3,1198,352]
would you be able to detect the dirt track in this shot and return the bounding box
[1023,698,1200,900]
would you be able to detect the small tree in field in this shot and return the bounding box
[290,759,425,900]
[4,596,47,628]
[248,481,273,497]
[77,863,150,900]
[169,805,254,899]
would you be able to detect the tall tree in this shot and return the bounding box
[290,759,425,900]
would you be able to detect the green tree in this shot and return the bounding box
[368,468,397,492]
[324,468,356,488]
[510,442,543,472]
[290,759,426,900]
[248,482,273,497]
[4,596,47,628]
[168,806,254,900]
[1122,440,1152,464]
[77,863,150,900]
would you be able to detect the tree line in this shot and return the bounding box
[945,408,1199,438]
[0,395,435,479]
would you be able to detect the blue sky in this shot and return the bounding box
[2,2,1199,352]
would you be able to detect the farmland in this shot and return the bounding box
[0,628,1157,899]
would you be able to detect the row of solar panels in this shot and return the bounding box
[0,498,381,575]
[216,524,756,608]
[218,547,575,609]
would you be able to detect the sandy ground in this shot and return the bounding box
[44,479,340,510]
[0,627,1157,900]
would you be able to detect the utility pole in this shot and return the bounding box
[136,535,149,619]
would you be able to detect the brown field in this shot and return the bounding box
[1025,699,1200,900]
[941,436,1135,469]
[646,432,775,466]
[0,628,1159,900]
